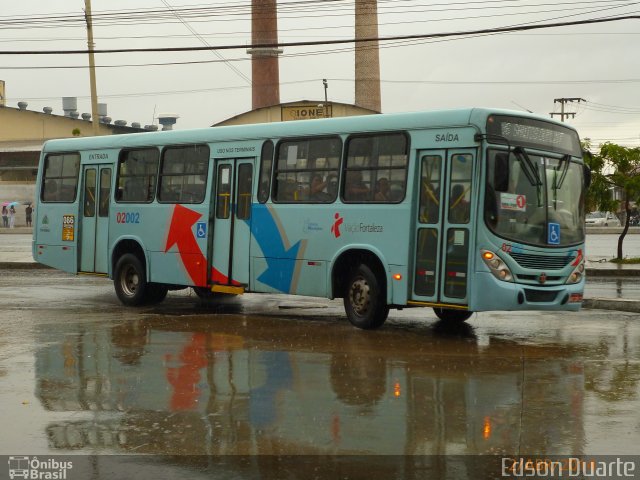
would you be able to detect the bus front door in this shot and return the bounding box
[80,165,111,274]
[413,149,475,307]
[210,158,254,290]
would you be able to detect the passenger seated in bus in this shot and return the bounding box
[374,177,391,201]
[345,170,370,201]
[309,174,331,201]
[449,184,470,223]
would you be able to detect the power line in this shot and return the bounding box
[159,0,251,85]
[0,15,638,55]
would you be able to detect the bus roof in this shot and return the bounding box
[41,107,578,153]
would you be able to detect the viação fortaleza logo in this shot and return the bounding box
[330,213,384,239]
[7,456,73,480]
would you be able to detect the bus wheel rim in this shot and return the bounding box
[349,277,370,316]
[121,265,139,297]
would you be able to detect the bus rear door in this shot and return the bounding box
[80,164,111,274]
[413,149,475,308]
[209,158,254,291]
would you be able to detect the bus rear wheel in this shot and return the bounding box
[344,264,389,330]
[114,253,151,307]
[433,307,473,323]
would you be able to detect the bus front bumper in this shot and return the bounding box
[473,272,584,312]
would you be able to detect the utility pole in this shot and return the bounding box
[550,98,586,122]
[84,0,100,136]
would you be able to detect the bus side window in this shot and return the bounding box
[258,141,274,203]
[344,133,408,203]
[117,148,159,203]
[158,144,209,204]
[274,137,341,203]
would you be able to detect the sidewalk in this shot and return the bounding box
[1,228,639,313]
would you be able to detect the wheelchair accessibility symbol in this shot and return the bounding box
[196,222,207,238]
[548,222,560,245]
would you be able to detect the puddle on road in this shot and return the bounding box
[1,309,634,465]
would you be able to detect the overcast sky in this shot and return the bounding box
[1,0,639,150]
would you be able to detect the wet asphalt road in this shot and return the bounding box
[1,268,639,476]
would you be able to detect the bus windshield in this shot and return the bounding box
[485,149,585,247]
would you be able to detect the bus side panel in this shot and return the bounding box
[110,203,208,287]
[147,251,206,287]
[251,257,328,297]
[33,204,79,274]
[249,204,412,303]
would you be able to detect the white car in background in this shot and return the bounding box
[586,211,621,227]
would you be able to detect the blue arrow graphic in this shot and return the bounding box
[248,204,302,293]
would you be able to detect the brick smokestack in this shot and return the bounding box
[355,0,381,112]
[249,0,281,110]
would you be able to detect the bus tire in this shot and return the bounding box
[114,253,149,307]
[344,264,389,330]
[146,284,168,304]
[433,307,473,323]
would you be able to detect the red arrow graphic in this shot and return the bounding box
[164,204,207,286]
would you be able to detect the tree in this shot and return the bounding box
[586,142,640,260]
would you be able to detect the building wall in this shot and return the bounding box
[213,101,378,127]
[0,106,135,141]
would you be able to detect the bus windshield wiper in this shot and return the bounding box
[556,154,571,189]
[514,147,543,207]
[513,147,542,187]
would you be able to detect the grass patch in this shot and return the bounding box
[610,258,640,264]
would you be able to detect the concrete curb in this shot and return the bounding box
[586,268,640,277]
[582,298,640,313]
[0,262,50,269]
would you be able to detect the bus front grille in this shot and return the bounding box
[509,252,572,270]
[524,289,559,302]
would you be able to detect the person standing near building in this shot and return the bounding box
[8,205,15,228]
[1,206,7,228]
[25,204,33,227]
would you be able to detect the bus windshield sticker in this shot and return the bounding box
[500,193,526,212]
[548,223,561,245]
[453,230,465,246]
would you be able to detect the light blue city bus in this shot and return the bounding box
[33,108,588,329]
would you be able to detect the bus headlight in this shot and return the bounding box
[566,259,585,284]
[481,250,513,282]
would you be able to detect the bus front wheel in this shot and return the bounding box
[344,264,389,330]
[114,253,150,306]
[433,307,473,323]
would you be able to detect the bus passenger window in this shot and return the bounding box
[344,133,408,203]
[158,144,209,204]
[274,136,341,203]
[117,148,159,203]
[258,141,274,203]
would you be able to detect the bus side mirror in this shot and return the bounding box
[494,153,510,192]
[583,165,592,189]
